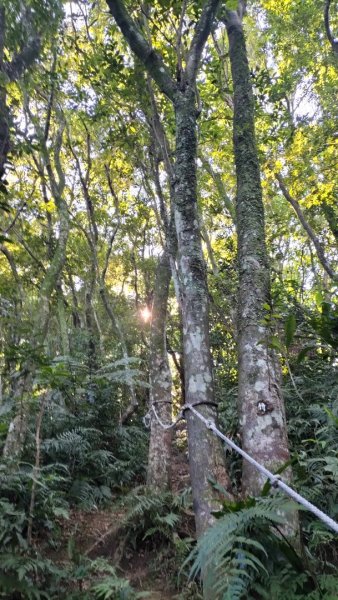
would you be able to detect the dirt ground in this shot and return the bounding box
[41,437,193,598]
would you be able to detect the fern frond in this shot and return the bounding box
[188,496,299,599]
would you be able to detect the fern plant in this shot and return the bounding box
[0,550,147,599]
[118,486,193,547]
[89,558,148,600]
[186,494,335,600]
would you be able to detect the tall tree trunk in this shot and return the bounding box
[0,5,9,188]
[224,10,296,509]
[147,252,172,489]
[107,0,232,537]
[174,91,231,534]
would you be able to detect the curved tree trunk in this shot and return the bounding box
[147,252,172,489]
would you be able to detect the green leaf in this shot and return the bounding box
[296,345,315,363]
[285,313,296,349]
[226,0,238,9]
[0,234,13,243]
[268,336,284,352]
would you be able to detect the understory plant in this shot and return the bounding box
[188,492,338,600]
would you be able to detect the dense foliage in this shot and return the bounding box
[0,0,337,598]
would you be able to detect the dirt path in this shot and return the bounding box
[43,441,193,597]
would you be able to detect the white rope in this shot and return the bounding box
[144,404,184,430]
[145,402,338,535]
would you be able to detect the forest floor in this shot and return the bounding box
[42,439,192,598]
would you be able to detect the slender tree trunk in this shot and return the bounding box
[85,289,98,373]
[174,91,231,535]
[0,4,40,189]
[0,6,9,188]
[147,252,172,489]
[57,288,70,356]
[225,11,296,511]
[33,197,70,343]
[3,121,69,459]
[27,392,48,546]
[99,281,138,423]
[276,173,338,281]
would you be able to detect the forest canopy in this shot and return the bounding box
[0,0,337,598]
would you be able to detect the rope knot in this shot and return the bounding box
[269,474,281,489]
[143,412,151,429]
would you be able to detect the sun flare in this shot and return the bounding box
[140,306,152,323]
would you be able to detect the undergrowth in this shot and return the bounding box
[1,354,338,599]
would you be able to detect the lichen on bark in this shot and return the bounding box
[147,252,173,490]
[174,91,231,535]
[223,8,299,540]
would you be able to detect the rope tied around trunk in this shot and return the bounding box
[143,401,217,430]
[144,402,338,535]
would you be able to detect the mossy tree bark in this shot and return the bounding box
[224,8,296,505]
[147,252,173,489]
[107,0,232,535]
[174,90,231,534]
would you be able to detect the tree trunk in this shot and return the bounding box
[57,288,70,356]
[106,0,231,537]
[225,11,295,505]
[0,6,9,189]
[3,124,69,460]
[147,252,172,489]
[174,91,231,535]
[0,4,40,189]
[3,410,28,459]
[276,173,338,282]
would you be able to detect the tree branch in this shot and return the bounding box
[105,0,177,100]
[176,0,188,78]
[0,244,22,298]
[200,154,235,221]
[5,37,41,81]
[186,0,221,85]
[276,173,338,282]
